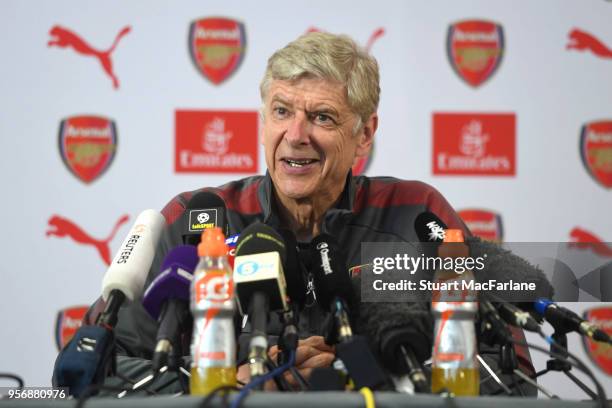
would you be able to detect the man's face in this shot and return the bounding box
[262,78,375,203]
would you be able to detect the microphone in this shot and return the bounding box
[359,302,433,393]
[53,209,165,396]
[182,191,227,246]
[233,222,288,384]
[535,299,611,343]
[276,228,307,308]
[310,234,389,390]
[353,278,432,393]
[479,300,514,344]
[414,211,448,243]
[495,300,542,333]
[100,209,166,325]
[310,234,355,343]
[351,270,432,392]
[233,222,288,314]
[141,245,199,372]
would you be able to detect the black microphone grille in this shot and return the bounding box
[235,222,287,263]
[187,190,226,209]
[183,191,227,245]
[414,211,448,243]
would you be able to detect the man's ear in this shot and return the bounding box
[355,113,377,157]
[259,108,266,145]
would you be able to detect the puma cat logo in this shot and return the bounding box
[46,214,130,265]
[48,25,132,89]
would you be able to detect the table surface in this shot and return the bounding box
[0,392,607,408]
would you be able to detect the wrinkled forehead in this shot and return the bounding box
[265,78,352,111]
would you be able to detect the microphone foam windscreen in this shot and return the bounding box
[142,245,199,320]
[351,275,433,367]
[465,236,554,301]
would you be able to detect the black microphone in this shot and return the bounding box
[310,234,354,342]
[414,211,448,243]
[495,300,542,333]
[182,191,227,246]
[310,234,389,390]
[535,299,611,343]
[277,228,308,308]
[479,300,513,344]
[352,275,432,393]
[464,236,554,302]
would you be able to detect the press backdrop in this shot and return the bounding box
[1,0,610,398]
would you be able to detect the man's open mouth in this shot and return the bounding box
[283,158,318,168]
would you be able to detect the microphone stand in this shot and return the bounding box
[499,342,524,396]
[92,289,125,379]
[532,331,598,400]
[247,292,269,389]
[478,301,526,397]
[398,345,429,393]
[278,307,309,391]
[327,298,390,390]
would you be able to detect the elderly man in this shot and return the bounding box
[170,31,466,384]
[67,32,543,394]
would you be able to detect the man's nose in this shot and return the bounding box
[284,111,310,146]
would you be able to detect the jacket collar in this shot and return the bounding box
[258,170,356,227]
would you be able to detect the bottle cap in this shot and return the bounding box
[198,227,229,257]
[443,229,465,243]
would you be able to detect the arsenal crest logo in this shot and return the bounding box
[58,115,117,183]
[447,20,504,87]
[55,306,88,350]
[352,141,374,176]
[580,120,612,189]
[458,208,504,242]
[581,306,612,375]
[189,17,246,85]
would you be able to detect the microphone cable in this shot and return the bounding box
[505,332,608,408]
[78,370,162,407]
[289,366,309,391]
[264,359,291,391]
[265,357,309,391]
[359,387,376,408]
[230,350,296,408]
[0,372,24,390]
[197,384,240,408]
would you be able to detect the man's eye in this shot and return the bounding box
[273,107,288,117]
[313,113,336,125]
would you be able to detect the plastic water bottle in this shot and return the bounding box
[190,227,236,395]
[430,229,479,396]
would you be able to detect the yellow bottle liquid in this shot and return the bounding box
[431,367,479,396]
[190,366,237,395]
